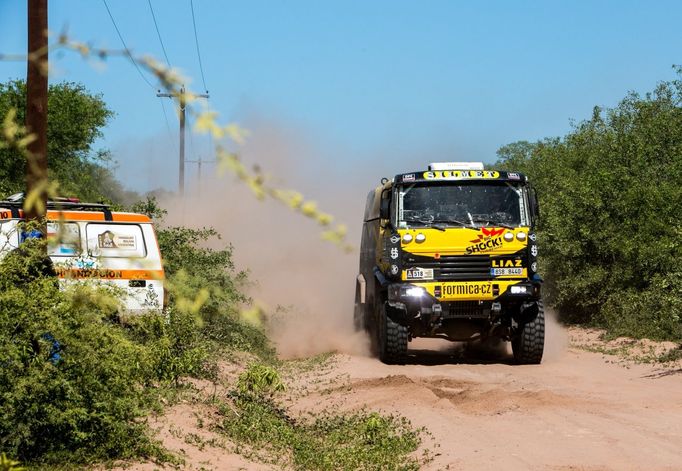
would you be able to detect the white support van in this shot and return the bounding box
[0,195,165,313]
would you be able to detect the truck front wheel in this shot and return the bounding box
[511,300,545,364]
[377,301,408,364]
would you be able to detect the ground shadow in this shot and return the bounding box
[403,340,516,366]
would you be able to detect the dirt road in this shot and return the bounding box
[136,326,682,471]
[291,329,682,471]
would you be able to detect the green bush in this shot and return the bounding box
[0,218,270,465]
[0,240,160,464]
[496,71,682,340]
[236,363,285,396]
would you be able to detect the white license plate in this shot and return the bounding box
[406,268,434,280]
[491,267,523,276]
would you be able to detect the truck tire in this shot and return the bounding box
[377,301,408,364]
[512,300,545,364]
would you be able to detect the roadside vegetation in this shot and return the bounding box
[1,45,681,468]
[213,363,423,470]
[496,69,682,342]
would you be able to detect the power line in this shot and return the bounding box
[101,0,155,89]
[189,0,213,160]
[147,0,172,68]
[190,0,208,92]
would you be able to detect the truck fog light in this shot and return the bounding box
[516,232,527,241]
[531,262,538,272]
[504,232,514,242]
[511,286,527,294]
[405,287,426,297]
[415,233,426,243]
[391,265,399,275]
[403,234,413,243]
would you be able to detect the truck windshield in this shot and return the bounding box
[397,182,529,229]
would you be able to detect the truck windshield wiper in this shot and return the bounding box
[403,217,446,231]
[432,218,468,227]
[471,218,514,229]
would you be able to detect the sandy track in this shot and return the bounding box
[118,328,682,471]
[293,334,682,471]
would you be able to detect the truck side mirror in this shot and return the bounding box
[531,188,540,221]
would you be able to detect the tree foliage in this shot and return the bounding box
[496,72,682,340]
[0,79,136,203]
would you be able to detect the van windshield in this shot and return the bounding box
[397,182,529,228]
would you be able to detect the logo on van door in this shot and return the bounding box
[98,230,136,249]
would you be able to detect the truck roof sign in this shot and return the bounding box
[395,169,526,183]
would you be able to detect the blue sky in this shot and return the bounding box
[1,0,682,192]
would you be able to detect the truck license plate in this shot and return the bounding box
[491,268,523,276]
[405,268,434,280]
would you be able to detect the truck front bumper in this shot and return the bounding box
[386,279,541,321]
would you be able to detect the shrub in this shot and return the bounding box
[496,72,682,340]
[0,240,161,464]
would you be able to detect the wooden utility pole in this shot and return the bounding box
[25,0,48,222]
[157,86,209,196]
[186,155,215,197]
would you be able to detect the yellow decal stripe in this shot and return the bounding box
[410,280,523,301]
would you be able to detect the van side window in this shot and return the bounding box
[47,222,81,256]
[86,223,147,258]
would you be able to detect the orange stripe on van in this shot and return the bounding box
[0,209,151,223]
[55,268,165,280]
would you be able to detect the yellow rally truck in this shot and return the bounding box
[354,162,543,364]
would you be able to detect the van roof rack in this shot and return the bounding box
[0,193,113,221]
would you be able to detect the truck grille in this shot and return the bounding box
[403,254,524,281]
[443,301,489,319]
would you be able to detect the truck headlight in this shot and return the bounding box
[405,287,426,297]
[510,285,527,294]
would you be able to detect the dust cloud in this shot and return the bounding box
[161,116,377,358]
[155,115,568,362]
[543,307,568,362]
